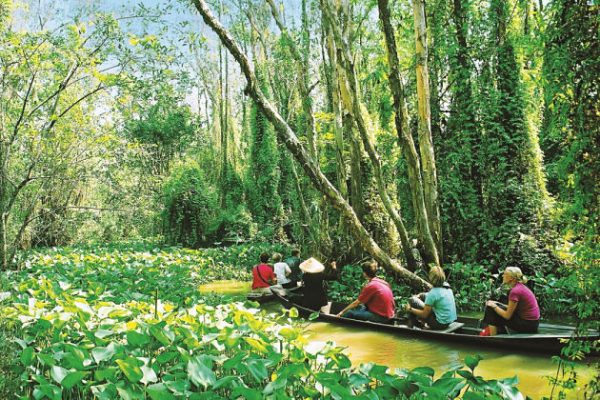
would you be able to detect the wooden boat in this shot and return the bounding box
[271,287,599,355]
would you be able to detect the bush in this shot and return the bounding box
[162,160,218,247]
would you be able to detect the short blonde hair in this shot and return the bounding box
[428,265,446,287]
[504,266,528,283]
[272,253,282,262]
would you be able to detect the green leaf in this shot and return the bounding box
[95,329,114,339]
[147,383,176,400]
[92,344,116,364]
[116,357,143,383]
[61,371,87,390]
[432,377,466,396]
[50,366,69,385]
[140,365,158,385]
[150,323,172,346]
[95,367,118,382]
[308,311,320,320]
[231,387,262,400]
[246,358,269,382]
[278,326,298,340]
[116,385,144,400]
[164,380,189,395]
[463,391,487,400]
[33,384,62,400]
[412,366,435,377]
[465,354,482,371]
[21,346,35,366]
[126,331,150,347]
[156,351,178,364]
[348,373,371,388]
[187,355,216,389]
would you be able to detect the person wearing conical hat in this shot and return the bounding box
[336,260,395,323]
[299,257,338,312]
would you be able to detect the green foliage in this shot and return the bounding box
[246,71,283,236]
[125,102,197,175]
[0,244,525,399]
[541,0,599,236]
[162,160,218,247]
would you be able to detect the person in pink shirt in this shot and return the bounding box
[251,252,276,294]
[335,260,395,323]
[480,266,540,336]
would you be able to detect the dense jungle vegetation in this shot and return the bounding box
[0,0,598,398]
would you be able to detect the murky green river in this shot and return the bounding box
[200,280,598,399]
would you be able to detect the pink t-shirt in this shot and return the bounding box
[358,278,396,319]
[509,282,540,320]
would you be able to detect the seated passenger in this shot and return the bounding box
[272,253,292,288]
[299,258,338,312]
[283,248,303,288]
[480,267,540,336]
[336,260,395,323]
[405,265,457,330]
[251,252,276,294]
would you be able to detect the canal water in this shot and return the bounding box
[199,280,597,399]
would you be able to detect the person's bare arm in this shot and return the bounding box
[407,304,432,319]
[336,299,360,317]
[486,300,517,320]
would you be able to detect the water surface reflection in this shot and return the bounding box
[305,321,595,399]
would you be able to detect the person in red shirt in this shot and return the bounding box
[335,260,395,323]
[251,252,276,293]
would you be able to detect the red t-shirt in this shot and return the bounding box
[358,277,396,318]
[252,264,275,289]
[509,282,540,320]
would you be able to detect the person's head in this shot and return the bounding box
[291,248,300,257]
[259,252,270,263]
[272,252,282,262]
[428,265,446,287]
[361,260,378,279]
[502,266,527,285]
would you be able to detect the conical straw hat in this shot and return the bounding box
[299,257,325,274]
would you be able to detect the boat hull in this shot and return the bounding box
[271,289,599,355]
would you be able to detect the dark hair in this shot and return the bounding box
[272,252,282,262]
[260,252,270,263]
[291,248,300,257]
[361,260,378,278]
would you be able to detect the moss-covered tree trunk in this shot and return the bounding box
[412,0,442,258]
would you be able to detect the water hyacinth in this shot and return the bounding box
[0,243,524,399]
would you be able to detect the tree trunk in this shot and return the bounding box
[193,0,431,291]
[377,0,440,268]
[412,0,442,257]
[321,0,418,270]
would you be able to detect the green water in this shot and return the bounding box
[199,280,597,398]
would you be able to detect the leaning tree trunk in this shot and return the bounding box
[192,0,432,291]
[377,0,440,268]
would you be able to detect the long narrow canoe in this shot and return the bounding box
[271,287,599,355]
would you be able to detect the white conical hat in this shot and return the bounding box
[299,257,325,274]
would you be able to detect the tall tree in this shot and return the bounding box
[192,0,431,291]
[480,0,552,272]
[377,0,440,268]
[412,0,442,256]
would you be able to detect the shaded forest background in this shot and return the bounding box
[0,0,597,282]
